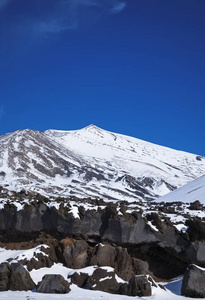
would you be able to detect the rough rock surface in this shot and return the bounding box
[70,272,89,288]
[71,267,123,294]
[181,264,205,298]
[37,274,70,294]
[1,198,205,281]
[71,268,152,297]
[58,238,88,269]
[19,245,58,271]
[86,268,122,294]
[0,262,35,291]
[120,275,152,297]
[90,244,135,280]
[0,262,11,291]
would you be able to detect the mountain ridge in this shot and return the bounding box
[0,125,204,201]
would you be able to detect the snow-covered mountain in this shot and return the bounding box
[0,124,205,201]
[157,175,205,204]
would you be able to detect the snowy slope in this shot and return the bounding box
[157,175,205,204]
[0,124,204,201]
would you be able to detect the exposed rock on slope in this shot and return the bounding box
[1,193,205,281]
[0,262,35,291]
[37,274,70,294]
[181,264,205,298]
[1,125,205,296]
[71,267,153,297]
[0,125,205,201]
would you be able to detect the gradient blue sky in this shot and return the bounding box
[0,0,205,156]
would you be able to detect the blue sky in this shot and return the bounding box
[0,0,205,156]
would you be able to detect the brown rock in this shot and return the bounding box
[90,244,133,280]
[37,274,70,294]
[59,238,88,269]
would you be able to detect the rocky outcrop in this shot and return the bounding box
[90,243,141,281]
[1,199,205,281]
[37,274,70,294]
[181,264,205,298]
[86,268,123,294]
[71,267,152,297]
[58,238,88,269]
[0,262,11,291]
[56,239,150,281]
[18,245,58,271]
[120,275,152,297]
[0,262,35,291]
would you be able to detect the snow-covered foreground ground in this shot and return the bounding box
[0,246,203,300]
[0,281,203,300]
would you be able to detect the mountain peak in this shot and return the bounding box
[82,124,102,131]
[81,124,106,136]
[1,126,205,202]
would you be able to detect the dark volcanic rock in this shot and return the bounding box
[0,262,35,291]
[37,274,70,294]
[184,242,205,266]
[102,211,157,244]
[186,217,205,242]
[0,262,10,291]
[90,244,134,280]
[120,275,152,297]
[10,262,36,291]
[71,267,153,297]
[27,245,58,271]
[85,267,122,294]
[70,272,89,288]
[181,264,205,298]
[0,200,204,281]
[189,200,203,211]
[70,267,122,293]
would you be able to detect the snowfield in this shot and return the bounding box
[0,125,205,201]
[0,278,203,300]
[0,125,205,299]
[157,175,205,204]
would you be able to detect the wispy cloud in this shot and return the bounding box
[36,21,78,34]
[0,0,10,9]
[34,0,127,34]
[110,2,127,14]
[0,0,127,38]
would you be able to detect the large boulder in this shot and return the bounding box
[37,274,70,294]
[90,244,134,280]
[16,245,58,272]
[26,245,57,271]
[71,267,123,293]
[10,262,36,291]
[181,264,205,298]
[70,271,89,288]
[185,242,205,266]
[86,267,122,293]
[120,275,152,297]
[0,262,11,291]
[0,262,35,291]
[58,238,88,269]
[71,267,152,297]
